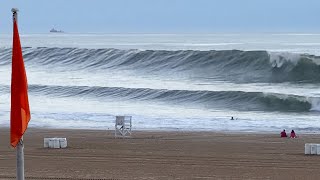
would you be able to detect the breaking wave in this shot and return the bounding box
[1,47,320,83]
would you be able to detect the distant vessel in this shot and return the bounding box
[50,28,64,33]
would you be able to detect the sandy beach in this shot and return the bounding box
[0,129,320,180]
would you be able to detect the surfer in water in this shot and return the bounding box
[231,117,234,120]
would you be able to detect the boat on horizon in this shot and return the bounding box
[50,28,64,33]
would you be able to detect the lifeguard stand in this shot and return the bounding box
[115,116,132,138]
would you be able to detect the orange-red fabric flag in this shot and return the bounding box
[10,18,31,147]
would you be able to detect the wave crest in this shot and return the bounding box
[1,47,320,83]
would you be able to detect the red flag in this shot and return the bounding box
[10,18,31,147]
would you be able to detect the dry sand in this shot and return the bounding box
[0,128,320,180]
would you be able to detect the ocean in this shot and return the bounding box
[0,33,320,133]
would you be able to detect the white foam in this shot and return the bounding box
[268,52,302,67]
[310,97,320,111]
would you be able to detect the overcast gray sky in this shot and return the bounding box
[0,0,319,33]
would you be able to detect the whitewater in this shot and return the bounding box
[0,33,320,133]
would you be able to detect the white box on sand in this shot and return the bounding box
[317,145,320,155]
[59,138,67,148]
[48,138,60,148]
[45,138,67,149]
[48,138,54,148]
[311,144,317,155]
[305,144,311,155]
[44,138,50,148]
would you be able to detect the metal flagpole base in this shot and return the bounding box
[16,138,24,180]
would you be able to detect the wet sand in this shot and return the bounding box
[0,128,320,180]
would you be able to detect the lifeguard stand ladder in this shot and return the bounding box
[115,116,132,138]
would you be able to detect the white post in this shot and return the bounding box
[16,138,25,180]
[12,8,24,180]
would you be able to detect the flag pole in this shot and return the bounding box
[16,138,24,180]
[12,8,25,180]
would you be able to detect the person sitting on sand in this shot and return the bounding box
[290,130,297,138]
[280,129,287,138]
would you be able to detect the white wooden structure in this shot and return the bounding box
[44,138,68,148]
[115,116,132,138]
[305,143,320,155]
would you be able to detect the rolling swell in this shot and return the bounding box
[22,85,313,112]
[1,47,320,83]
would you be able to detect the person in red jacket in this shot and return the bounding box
[280,129,287,137]
[290,130,297,138]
